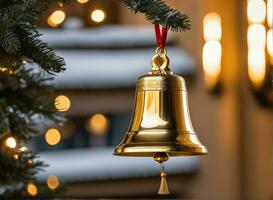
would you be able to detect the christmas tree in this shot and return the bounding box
[0,0,190,197]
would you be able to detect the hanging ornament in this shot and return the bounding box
[114,23,208,195]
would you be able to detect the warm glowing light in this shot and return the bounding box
[45,128,61,146]
[203,13,222,41]
[202,41,222,88]
[267,29,273,58]
[55,95,71,112]
[0,67,14,74]
[13,154,19,160]
[77,0,89,3]
[18,146,28,152]
[247,0,266,23]
[28,159,33,165]
[27,183,38,196]
[47,175,60,190]
[247,24,266,48]
[5,136,17,149]
[248,48,266,88]
[47,10,66,28]
[268,0,273,27]
[91,9,105,23]
[0,67,8,72]
[87,114,109,135]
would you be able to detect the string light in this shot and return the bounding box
[86,114,110,135]
[5,136,17,149]
[45,128,61,146]
[55,95,71,112]
[90,9,105,23]
[27,183,38,196]
[47,175,60,190]
[47,10,66,28]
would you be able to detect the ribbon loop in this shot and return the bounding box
[155,23,168,50]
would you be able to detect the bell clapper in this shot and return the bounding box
[153,152,170,195]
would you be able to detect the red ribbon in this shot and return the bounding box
[155,23,168,49]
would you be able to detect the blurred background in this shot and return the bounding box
[29,0,273,199]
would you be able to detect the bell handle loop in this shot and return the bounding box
[151,53,170,74]
[155,47,167,57]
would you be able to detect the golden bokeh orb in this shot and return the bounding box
[87,114,110,135]
[247,0,266,24]
[55,95,71,112]
[77,0,89,3]
[203,13,222,42]
[45,128,61,146]
[47,10,66,28]
[5,136,17,149]
[27,183,38,196]
[91,9,105,23]
[47,175,60,190]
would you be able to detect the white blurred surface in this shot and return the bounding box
[52,48,195,89]
[38,147,198,183]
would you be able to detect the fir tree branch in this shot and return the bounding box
[0,0,67,73]
[119,0,191,32]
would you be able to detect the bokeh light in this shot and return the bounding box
[45,128,61,146]
[0,67,8,72]
[18,146,28,152]
[91,9,105,23]
[47,10,66,28]
[77,0,89,3]
[0,67,14,74]
[47,175,60,190]
[28,159,33,165]
[5,136,17,149]
[55,95,71,112]
[247,0,266,24]
[27,183,38,196]
[247,24,266,48]
[203,13,222,42]
[13,154,19,160]
[248,48,266,88]
[202,41,222,88]
[86,114,110,135]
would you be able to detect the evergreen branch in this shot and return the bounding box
[20,30,66,73]
[0,29,21,54]
[0,0,67,72]
[119,0,191,32]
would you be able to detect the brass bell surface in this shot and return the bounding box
[114,51,208,157]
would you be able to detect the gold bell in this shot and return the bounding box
[114,48,208,194]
